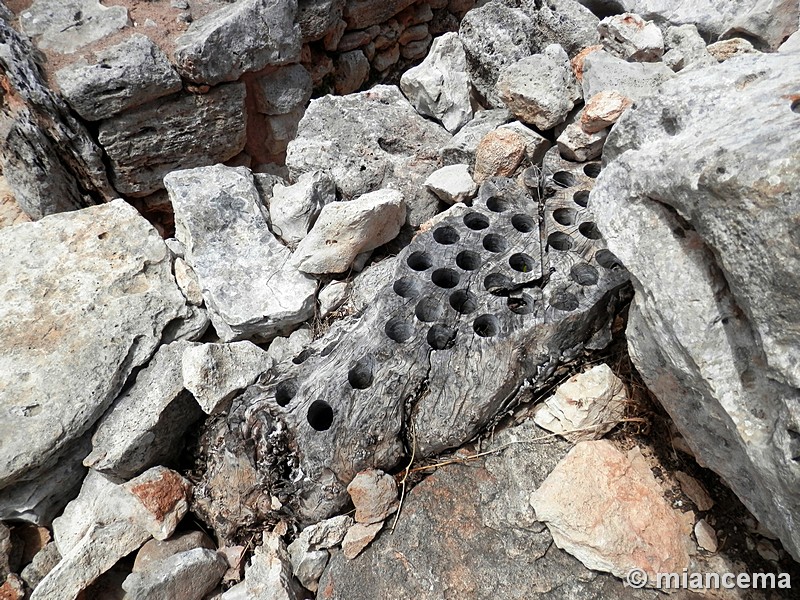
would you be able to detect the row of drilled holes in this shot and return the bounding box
[275,380,334,432]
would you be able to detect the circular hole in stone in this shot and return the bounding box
[483,234,508,253]
[393,277,421,298]
[463,212,490,230]
[550,290,580,311]
[579,221,603,240]
[433,225,460,245]
[484,272,512,291]
[573,190,590,207]
[427,325,456,350]
[553,171,578,188]
[456,250,481,271]
[348,355,375,389]
[415,296,444,322]
[307,400,333,431]
[473,314,500,337]
[596,249,623,270]
[292,349,313,364]
[486,196,509,212]
[385,317,414,342]
[584,163,601,178]
[553,208,577,226]
[431,268,460,288]
[275,379,297,407]
[547,232,573,251]
[507,293,535,315]
[511,214,535,233]
[570,263,599,286]
[449,290,478,314]
[407,251,432,271]
[509,253,535,272]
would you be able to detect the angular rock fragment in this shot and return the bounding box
[21,541,61,591]
[341,522,383,559]
[473,128,527,183]
[266,328,314,364]
[598,13,664,62]
[221,533,303,600]
[707,37,758,61]
[122,548,227,600]
[269,171,336,245]
[694,519,718,553]
[98,84,247,197]
[165,165,316,342]
[133,531,216,573]
[400,32,473,133]
[438,108,512,166]
[556,122,608,162]
[497,121,551,165]
[333,50,370,95]
[318,281,349,318]
[581,91,632,133]
[347,469,399,524]
[55,35,182,121]
[424,164,477,204]
[580,49,674,101]
[291,189,406,274]
[674,472,714,512]
[661,24,715,72]
[173,0,301,85]
[529,0,600,56]
[252,65,313,116]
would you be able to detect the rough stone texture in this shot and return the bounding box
[662,24,715,72]
[269,171,336,245]
[165,165,316,342]
[707,37,758,61]
[285,514,351,592]
[496,44,581,131]
[221,533,303,600]
[556,122,608,162]
[342,0,417,29]
[598,13,664,62]
[175,258,204,306]
[133,531,215,573]
[473,128,526,183]
[459,2,535,107]
[19,0,128,54]
[424,164,477,204]
[590,51,800,560]
[291,189,406,274]
[297,0,345,42]
[400,32,472,133]
[173,0,301,84]
[438,108,512,166]
[318,420,672,599]
[98,84,247,197]
[694,519,718,553]
[85,340,203,479]
[55,35,182,121]
[580,49,674,102]
[531,441,694,582]
[266,328,314,364]
[318,281,349,317]
[0,200,192,520]
[21,541,61,590]
[528,0,600,57]
[0,523,9,579]
[122,548,227,600]
[581,91,632,133]
[347,469,399,524]
[341,522,382,559]
[675,472,714,512]
[333,50,370,95]
[286,85,451,227]
[0,15,114,219]
[497,122,551,165]
[252,65,313,116]
[780,30,800,52]
[533,364,627,442]
[182,342,273,414]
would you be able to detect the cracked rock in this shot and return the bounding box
[269,171,336,245]
[598,13,664,62]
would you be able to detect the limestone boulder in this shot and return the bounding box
[580,49,673,102]
[19,0,128,54]
[526,0,600,57]
[269,171,336,245]
[251,65,313,116]
[598,13,664,62]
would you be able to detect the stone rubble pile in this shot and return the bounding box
[1,0,799,598]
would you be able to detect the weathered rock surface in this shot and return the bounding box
[318,281,349,317]
[21,541,61,590]
[556,121,608,162]
[528,0,600,57]
[662,24,716,72]
[580,49,674,101]
[438,108,512,166]
[598,13,664,62]
[0,200,192,519]
[473,127,527,182]
[287,515,351,592]
[591,51,800,560]
[496,44,581,131]
[291,189,406,274]
[85,340,203,479]
[122,548,227,600]
[286,85,451,226]
[423,164,477,204]
[581,90,632,133]
[269,171,336,245]
[173,0,301,85]
[182,341,273,414]
[55,35,182,121]
[165,165,316,342]
[347,469,399,524]
[133,531,216,573]
[400,32,473,133]
[340,522,382,559]
[98,84,247,197]
[221,533,303,600]
[675,472,714,512]
[252,64,313,116]
[707,37,758,61]
[459,2,535,107]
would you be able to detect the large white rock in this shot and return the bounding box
[580,49,674,101]
[0,200,193,515]
[269,170,336,245]
[598,13,664,62]
[165,165,317,342]
[423,164,477,204]
[400,32,473,134]
[122,548,227,600]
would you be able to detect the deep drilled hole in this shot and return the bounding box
[393,277,421,298]
[307,400,333,431]
[511,214,535,233]
[348,355,375,389]
[507,293,535,315]
[583,163,601,178]
[292,349,313,364]
[433,225,460,245]
[484,272,512,291]
[579,222,603,240]
[463,212,490,230]
[407,251,432,271]
[427,325,456,350]
[473,314,500,337]
[432,268,460,288]
[570,263,599,286]
[553,171,578,188]
[449,290,478,314]
[486,196,509,212]
[550,290,580,311]
[547,232,573,251]
[415,296,444,322]
[509,253,535,272]
[385,317,414,342]
[275,379,297,407]
[596,249,623,270]
[573,190,589,207]
[553,208,576,226]
[483,234,508,253]
[456,250,482,271]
